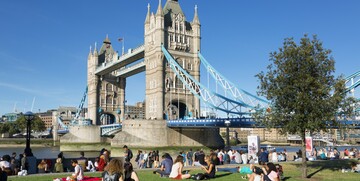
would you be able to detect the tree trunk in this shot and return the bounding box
[301,131,308,178]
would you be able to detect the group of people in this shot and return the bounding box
[0,152,29,176]
[134,149,160,169]
[152,152,216,180]
[301,147,360,161]
[67,147,139,181]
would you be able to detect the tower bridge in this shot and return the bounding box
[59,0,359,149]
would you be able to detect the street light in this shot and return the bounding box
[24,111,34,157]
[224,119,231,149]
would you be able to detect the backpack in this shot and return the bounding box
[191,173,205,180]
[128,150,133,160]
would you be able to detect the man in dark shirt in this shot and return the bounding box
[258,148,269,165]
[123,145,133,162]
[153,153,173,177]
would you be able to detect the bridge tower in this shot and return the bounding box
[110,0,223,150]
[87,36,124,125]
[144,0,201,120]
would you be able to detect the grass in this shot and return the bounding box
[8,159,360,181]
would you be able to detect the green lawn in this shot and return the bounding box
[8,159,360,181]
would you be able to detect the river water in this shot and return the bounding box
[0,147,101,159]
[1,145,359,159]
[232,145,360,153]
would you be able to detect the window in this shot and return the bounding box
[106,84,112,91]
[170,34,173,42]
[106,96,112,104]
[188,63,192,70]
[176,76,183,89]
[180,23,183,32]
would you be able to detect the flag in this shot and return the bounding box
[118,38,123,42]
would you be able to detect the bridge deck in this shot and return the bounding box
[95,45,144,75]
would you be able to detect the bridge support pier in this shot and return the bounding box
[59,125,106,151]
[111,119,224,155]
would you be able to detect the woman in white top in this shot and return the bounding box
[271,151,278,162]
[169,155,191,179]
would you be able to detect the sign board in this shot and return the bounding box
[305,136,313,153]
[248,135,260,158]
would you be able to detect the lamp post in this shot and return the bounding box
[24,111,34,157]
[224,119,231,149]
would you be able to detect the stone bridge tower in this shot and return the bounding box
[144,0,201,120]
[87,36,124,125]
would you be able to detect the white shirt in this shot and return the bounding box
[272,152,278,162]
[233,152,242,163]
[169,162,181,178]
[0,161,10,168]
[143,152,148,161]
[73,164,84,180]
[241,153,248,164]
[228,150,233,159]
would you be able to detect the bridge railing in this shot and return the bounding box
[167,117,260,128]
[100,123,122,136]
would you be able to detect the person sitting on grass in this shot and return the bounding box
[124,162,139,181]
[169,155,191,179]
[350,161,360,173]
[101,159,124,181]
[193,155,216,180]
[153,153,173,177]
[261,162,280,181]
[54,158,64,173]
[217,164,254,179]
[37,159,48,173]
[71,159,84,181]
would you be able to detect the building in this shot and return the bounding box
[2,113,21,122]
[37,110,56,129]
[125,102,146,119]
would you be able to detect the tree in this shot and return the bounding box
[16,114,46,133]
[256,35,346,178]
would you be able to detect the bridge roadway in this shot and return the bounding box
[94,45,145,76]
[98,118,360,136]
[167,118,360,128]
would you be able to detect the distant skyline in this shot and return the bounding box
[1,0,359,115]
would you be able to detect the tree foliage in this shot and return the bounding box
[0,114,46,136]
[16,115,46,133]
[256,35,346,178]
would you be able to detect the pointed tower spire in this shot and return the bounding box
[192,5,200,24]
[104,34,111,44]
[88,45,92,58]
[145,3,150,24]
[93,42,98,55]
[156,0,163,16]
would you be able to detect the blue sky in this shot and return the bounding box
[1,0,359,116]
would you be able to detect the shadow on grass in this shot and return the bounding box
[293,159,356,178]
[307,166,325,178]
[282,176,292,180]
[215,172,232,178]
